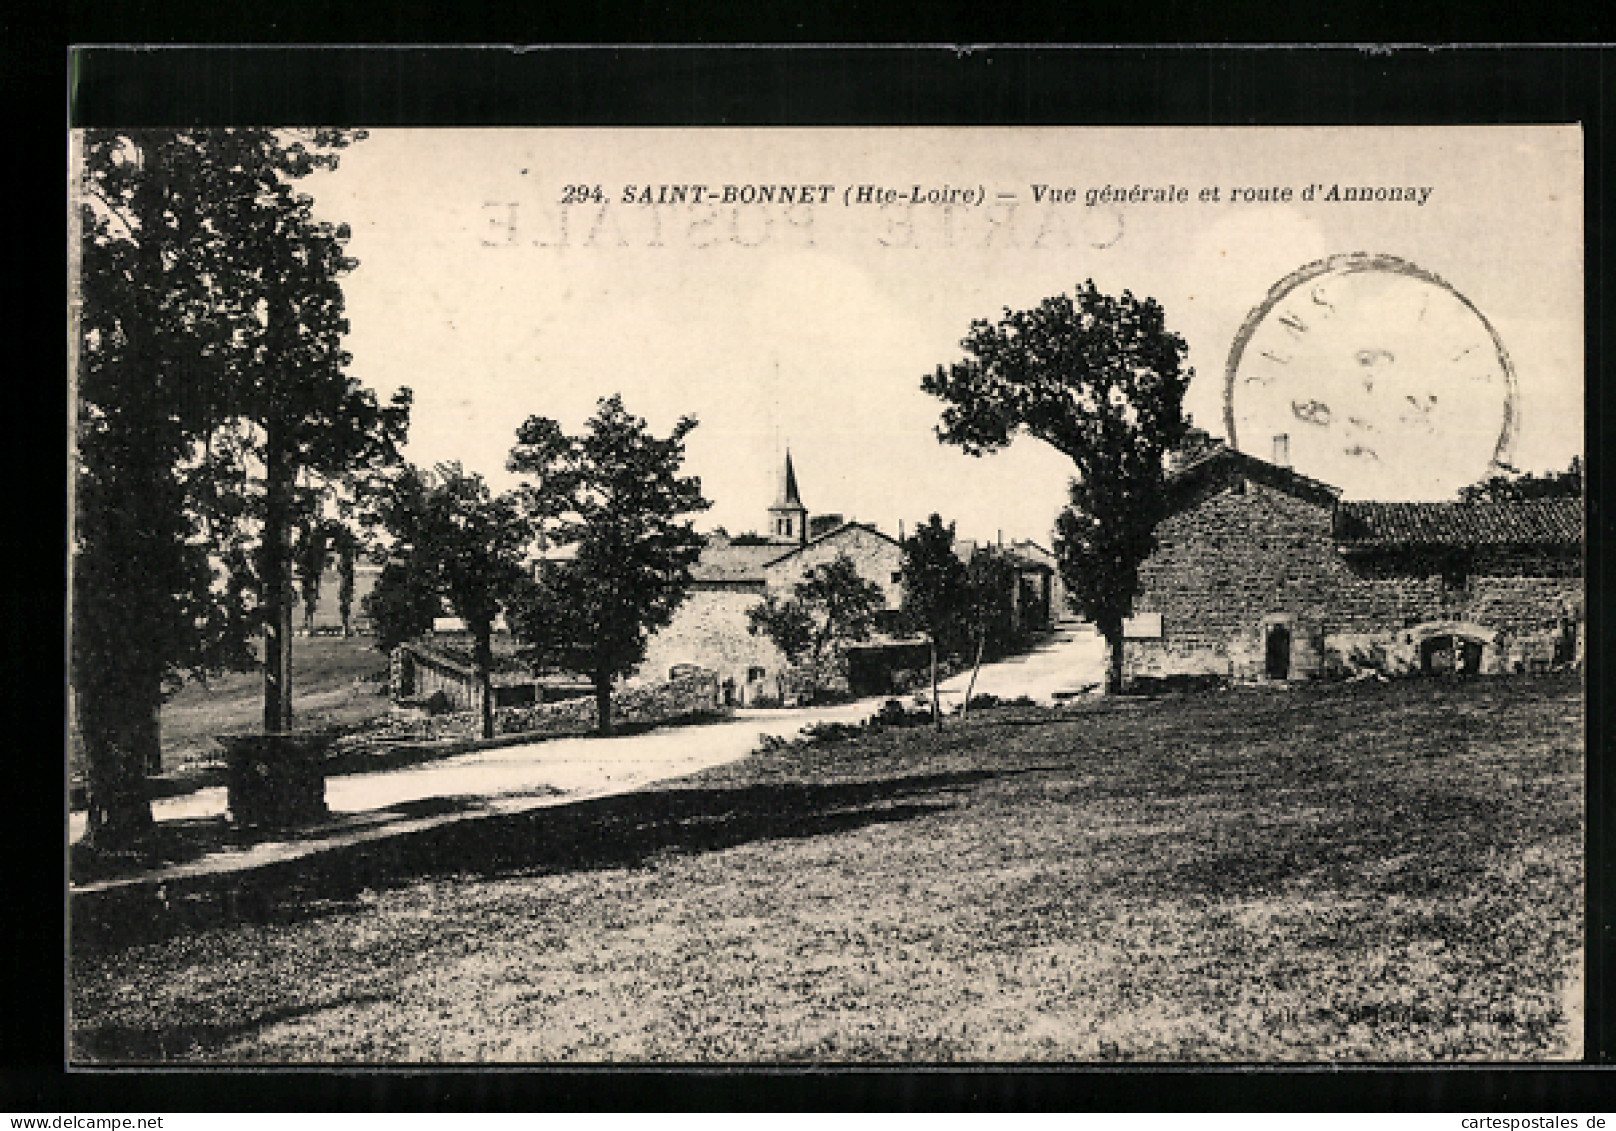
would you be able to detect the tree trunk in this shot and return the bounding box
[929,636,941,728]
[338,542,356,636]
[141,700,162,776]
[78,667,157,850]
[594,673,614,735]
[75,171,166,848]
[961,631,987,720]
[474,628,496,740]
[262,427,295,734]
[1101,618,1125,694]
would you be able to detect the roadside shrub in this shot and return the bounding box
[875,698,909,725]
[1125,674,1228,696]
[801,721,864,743]
[423,690,454,716]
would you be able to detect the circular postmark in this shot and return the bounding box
[1224,252,1518,500]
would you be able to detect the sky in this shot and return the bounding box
[305,127,1583,545]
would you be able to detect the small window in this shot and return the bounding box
[747,666,766,682]
[891,571,903,584]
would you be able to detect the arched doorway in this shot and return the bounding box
[1409,622,1496,676]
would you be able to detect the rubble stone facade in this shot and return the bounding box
[637,455,904,704]
[1125,446,1582,683]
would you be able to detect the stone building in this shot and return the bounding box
[952,538,1064,632]
[1000,541,1064,632]
[1124,440,1583,683]
[637,452,905,704]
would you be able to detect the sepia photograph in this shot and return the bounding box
[68,121,1585,1064]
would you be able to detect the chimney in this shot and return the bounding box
[1272,434,1290,468]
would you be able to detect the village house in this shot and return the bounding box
[954,537,1065,634]
[1124,436,1583,684]
[637,452,907,704]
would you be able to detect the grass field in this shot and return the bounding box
[70,636,394,779]
[69,673,1583,1063]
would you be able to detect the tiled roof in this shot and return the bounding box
[688,543,782,583]
[691,522,898,583]
[1334,499,1582,549]
[1001,541,1056,571]
[1166,442,1342,508]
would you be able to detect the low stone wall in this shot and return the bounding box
[339,671,724,746]
[496,671,723,733]
[1321,626,1570,678]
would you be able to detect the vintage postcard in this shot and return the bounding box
[69,125,1584,1063]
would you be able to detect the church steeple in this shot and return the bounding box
[767,450,809,546]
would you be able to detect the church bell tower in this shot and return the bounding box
[767,451,809,547]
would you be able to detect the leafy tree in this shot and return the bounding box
[73,128,409,846]
[363,559,441,654]
[294,514,334,634]
[749,553,886,700]
[958,551,1019,718]
[899,514,972,724]
[76,132,237,842]
[745,595,815,671]
[366,464,530,739]
[1459,455,1582,502]
[923,280,1192,692]
[505,396,710,734]
[73,131,353,844]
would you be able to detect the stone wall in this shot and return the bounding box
[395,649,482,711]
[773,525,905,608]
[1126,479,1582,682]
[353,671,723,745]
[637,525,905,704]
[495,671,723,734]
[637,586,788,705]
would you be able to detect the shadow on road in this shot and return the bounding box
[71,769,1002,956]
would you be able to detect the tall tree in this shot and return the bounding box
[923,280,1192,693]
[505,396,710,734]
[749,553,886,701]
[334,527,360,636]
[957,552,1018,719]
[368,463,530,739]
[899,514,972,724]
[73,129,408,846]
[225,136,408,732]
[293,513,334,634]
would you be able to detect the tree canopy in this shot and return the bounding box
[923,281,1192,692]
[900,515,973,657]
[367,463,530,738]
[504,395,710,734]
[749,553,886,701]
[73,129,408,845]
[1459,456,1582,502]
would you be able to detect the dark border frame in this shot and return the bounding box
[45,44,1614,1112]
